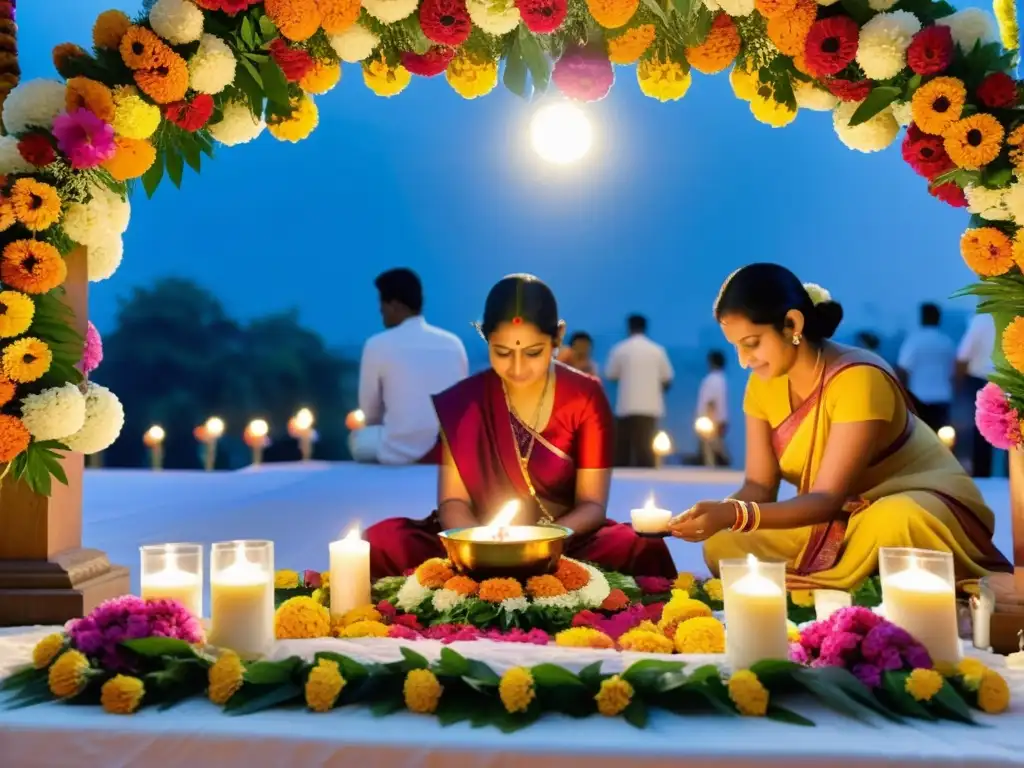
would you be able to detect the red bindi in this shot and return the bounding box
[512,316,522,325]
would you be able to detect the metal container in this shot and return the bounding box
[438,525,572,581]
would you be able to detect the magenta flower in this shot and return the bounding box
[76,321,103,375]
[393,613,423,630]
[388,625,420,640]
[852,662,882,688]
[976,382,1022,450]
[636,576,672,594]
[376,600,397,622]
[51,109,116,169]
[552,46,615,102]
[302,570,322,588]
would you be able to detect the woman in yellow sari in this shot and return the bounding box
[669,263,1010,589]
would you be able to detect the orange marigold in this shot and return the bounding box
[607,25,656,65]
[134,52,189,105]
[65,77,115,123]
[686,13,741,75]
[478,578,524,603]
[443,575,479,596]
[961,227,1014,277]
[792,48,812,76]
[9,178,61,233]
[103,137,157,181]
[94,9,132,50]
[266,0,322,42]
[53,43,88,78]
[300,60,342,94]
[554,558,590,591]
[1,240,67,294]
[586,0,639,29]
[317,0,361,34]
[1002,316,1024,375]
[0,197,12,232]
[1,337,51,384]
[554,627,616,649]
[943,113,1004,170]
[766,0,817,56]
[526,574,568,598]
[1008,124,1024,173]
[755,0,799,18]
[415,558,454,588]
[120,26,170,70]
[600,588,630,612]
[0,374,14,406]
[0,413,29,463]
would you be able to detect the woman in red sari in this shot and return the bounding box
[366,274,677,580]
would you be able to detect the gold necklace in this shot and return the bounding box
[505,370,551,468]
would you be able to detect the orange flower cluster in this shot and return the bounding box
[9,179,61,233]
[944,114,1004,170]
[600,588,630,612]
[1002,317,1024,375]
[960,228,1015,277]
[1,241,66,294]
[0,374,14,406]
[0,413,29,463]
[478,577,524,603]
[1008,125,1024,174]
[766,0,817,56]
[526,574,567,598]
[443,575,479,596]
[103,137,157,181]
[607,25,656,65]
[94,10,131,50]
[317,0,361,34]
[266,0,322,42]
[554,558,590,591]
[66,77,115,122]
[586,0,639,29]
[686,14,741,74]
[119,25,188,105]
[120,26,167,70]
[53,43,88,79]
[415,558,454,588]
[755,0,800,17]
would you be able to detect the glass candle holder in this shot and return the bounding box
[879,547,960,664]
[721,555,789,670]
[209,540,274,659]
[813,589,852,622]
[140,543,203,618]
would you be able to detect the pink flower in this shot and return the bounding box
[388,625,420,640]
[572,609,601,628]
[51,109,116,169]
[393,613,423,630]
[852,662,882,688]
[636,576,672,594]
[482,628,550,644]
[302,570,322,588]
[376,600,397,622]
[552,46,614,102]
[976,382,1022,450]
[789,642,810,664]
[77,321,103,375]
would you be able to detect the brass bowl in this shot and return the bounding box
[438,525,573,581]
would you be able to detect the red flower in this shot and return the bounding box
[418,0,472,46]
[804,16,859,78]
[393,613,423,630]
[571,609,601,627]
[302,569,322,588]
[193,0,259,13]
[826,77,872,102]
[17,133,56,167]
[516,0,568,34]
[600,588,630,612]
[376,600,397,621]
[930,180,967,208]
[901,124,953,179]
[164,94,214,132]
[269,38,314,82]
[400,47,457,77]
[906,25,953,75]
[977,71,1018,109]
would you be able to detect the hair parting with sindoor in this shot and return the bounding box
[479,274,561,339]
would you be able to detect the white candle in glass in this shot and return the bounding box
[813,589,852,621]
[140,543,203,618]
[330,527,371,618]
[880,548,961,664]
[631,496,672,534]
[722,555,789,670]
[209,541,274,659]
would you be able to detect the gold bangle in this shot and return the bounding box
[746,501,762,533]
[728,499,748,532]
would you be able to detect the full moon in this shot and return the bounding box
[530,102,593,165]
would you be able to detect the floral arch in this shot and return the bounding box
[0,0,1021,496]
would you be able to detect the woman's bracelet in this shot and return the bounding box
[744,501,762,533]
[727,499,748,532]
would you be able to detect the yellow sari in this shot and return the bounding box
[703,349,1011,589]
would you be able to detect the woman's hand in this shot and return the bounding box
[668,501,736,542]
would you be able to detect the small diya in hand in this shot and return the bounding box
[438,501,572,581]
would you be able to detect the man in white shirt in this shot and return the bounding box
[956,312,996,477]
[349,268,468,465]
[896,303,956,433]
[605,314,674,468]
[695,350,729,466]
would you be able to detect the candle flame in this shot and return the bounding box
[481,501,520,541]
[344,525,361,542]
[694,417,716,438]
[644,495,655,511]
[652,430,673,455]
[746,553,759,574]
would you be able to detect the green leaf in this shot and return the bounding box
[121,637,196,659]
[932,680,977,724]
[464,659,500,689]
[578,661,605,688]
[639,0,669,22]
[881,671,935,720]
[240,16,255,48]
[141,145,165,198]
[503,42,530,100]
[246,657,302,686]
[399,647,429,670]
[840,0,873,24]
[623,698,649,728]
[226,682,302,715]
[259,58,291,113]
[793,667,892,724]
[370,693,404,717]
[436,694,480,726]
[0,665,42,691]
[670,0,693,16]
[531,664,585,689]
[313,652,368,684]
[767,703,816,726]
[165,145,184,189]
[622,659,686,692]
[848,86,902,127]
[749,659,802,690]
[259,14,277,38]
[178,133,202,174]
[437,647,470,677]
[517,25,550,94]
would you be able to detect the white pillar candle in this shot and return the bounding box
[722,555,789,670]
[813,589,852,621]
[631,496,672,534]
[140,543,203,618]
[330,527,371,618]
[209,541,274,659]
[880,548,961,664]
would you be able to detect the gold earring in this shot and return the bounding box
[792,333,802,346]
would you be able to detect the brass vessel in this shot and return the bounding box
[438,525,572,580]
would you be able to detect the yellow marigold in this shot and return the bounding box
[48,649,90,699]
[637,55,692,102]
[1,240,65,297]
[789,589,815,608]
[786,620,801,642]
[674,616,726,654]
[910,76,966,137]
[595,675,633,716]
[363,58,412,97]
[755,0,799,18]
[961,227,1014,277]
[728,669,769,716]
[9,178,61,233]
[65,77,115,123]
[301,60,342,94]
[0,198,13,232]
[443,575,479,596]
[2,337,52,383]
[305,658,346,712]
[934,660,957,677]
[317,0,361,33]
[686,13,741,74]
[956,657,989,691]
[977,670,1010,714]
[275,569,301,589]
[101,674,145,715]
[905,668,943,702]
[1002,316,1024,375]
[404,668,443,714]
[53,43,88,78]
[274,595,331,639]
[944,113,1004,170]
[635,619,660,634]
[672,572,696,594]
[618,628,675,654]
[208,650,245,705]
[607,25,656,65]
[338,604,382,627]
[32,633,65,670]
[703,578,723,602]
[555,627,616,649]
[120,25,170,70]
[1008,124,1024,173]
[658,597,712,638]
[446,51,499,100]
[765,0,817,56]
[750,83,797,128]
[266,0,322,42]
[499,666,536,713]
[415,558,454,588]
[94,9,132,49]
[587,0,639,29]
[103,137,157,181]
[479,577,524,603]
[554,558,590,591]
[134,51,190,105]
[268,94,319,143]
[321,571,330,587]
[0,290,34,339]
[527,574,568,598]
[112,85,161,139]
[336,619,390,638]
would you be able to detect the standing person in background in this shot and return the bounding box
[896,303,956,433]
[696,350,730,465]
[956,312,996,477]
[605,314,674,467]
[856,331,881,354]
[558,331,599,377]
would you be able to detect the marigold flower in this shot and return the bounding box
[658,597,712,638]
[275,569,300,588]
[134,52,190,104]
[601,588,630,611]
[0,197,13,231]
[1002,316,1024,375]
[120,26,170,70]
[702,578,723,602]
[111,86,161,139]
[728,670,769,716]
[446,51,499,100]
[687,13,741,74]
[729,65,758,101]
[274,596,331,639]
[961,227,1014,277]
[943,114,1004,170]
[977,670,1010,713]
[101,674,145,714]
[415,558,455,588]
[637,55,691,102]
[755,0,798,18]
[479,577,524,603]
[0,413,30,462]
[208,650,245,705]
[65,77,115,123]
[53,43,88,78]
[499,666,536,713]
[555,626,616,649]
[300,60,342,94]
[789,589,815,608]
[672,572,696,594]
[595,675,633,716]
[443,575,479,595]
[1008,124,1024,174]
[554,558,590,590]
[336,619,390,638]
[910,76,966,136]
[318,0,361,33]
[765,0,817,56]
[0,290,34,338]
[9,178,60,233]
[305,658,346,712]
[1,241,66,295]
[905,668,943,702]
[956,657,987,686]
[787,621,801,642]
[618,628,674,653]
[527,574,568,598]
[268,94,320,143]
[607,24,655,64]
[94,9,132,49]
[338,604,382,626]
[47,649,90,699]
[404,668,443,714]
[586,0,638,29]
[674,616,726,653]
[266,0,322,41]
[102,137,157,181]
[32,633,65,669]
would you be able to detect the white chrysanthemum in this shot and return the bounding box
[148,0,204,44]
[0,135,33,174]
[395,575,432,611]
[62,383,125,454]
[716,0,755,15]
[208,99,265,146]
[856,11,921,80]
[2,79,67,135]
[95,186,131,234]
[431,588,466,613]
[867,0,897,9]
[188,34,236,95]
[965,184,1012,221]
[329,23,381,62]
[19,384,86,441]
[500,597,529,613]
[533,594,581,610]
[833,100,900,153]
[1001,183,1024,223]
[701,0,720,9]
[890,99,912,126]
[363,0,418,22]
[466,0,521,35]
[62,183,131,249]
[576,562,612,608]
[938,8,998,53]
[793,80,838,111]
[803,283,832,305]
[88,236,124,282]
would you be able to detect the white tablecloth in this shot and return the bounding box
[2,626,1024,768]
